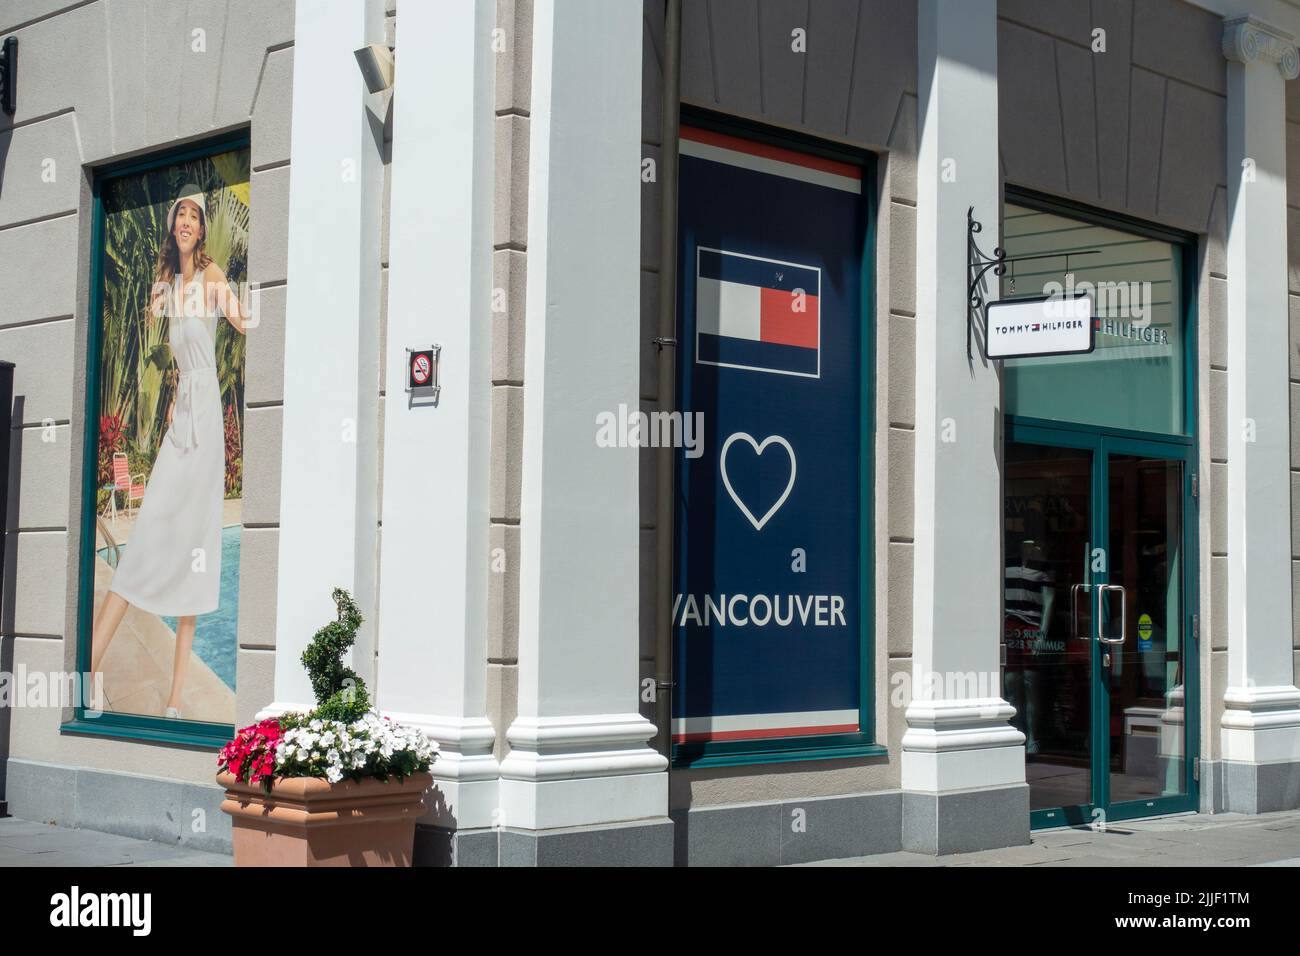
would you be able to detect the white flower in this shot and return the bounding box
[274,712,433,781]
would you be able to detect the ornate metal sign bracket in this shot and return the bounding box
[967,206,1004,360]
[967,206,1100,359]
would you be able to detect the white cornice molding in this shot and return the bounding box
[498,713,666,781]
[1223,14,1300,79]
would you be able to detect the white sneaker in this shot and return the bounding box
[165,706,181,719]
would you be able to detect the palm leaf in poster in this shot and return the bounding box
[204,187,250,275]
[209,150,251,208]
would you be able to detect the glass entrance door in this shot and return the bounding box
[1103,450,1190,819]
[1006,425,1198,827]
[1004,441,1094,819]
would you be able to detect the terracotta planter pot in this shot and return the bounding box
[218,771,431,867]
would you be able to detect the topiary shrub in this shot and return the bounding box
[300,587,371,723]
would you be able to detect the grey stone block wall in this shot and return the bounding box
[0,1,296,789]
[902,785,1030,855]
[5,757,231,853]
[673,790,901,866]
[676,0,916,151]
[487,0,532,763]
[1289,79,1300,720]
[222,12,297,729]
[641,0,665,739]
[414,824,500,867]
[500,819,674,867]
[367,0,395,694]
[1204,758,1300,813]
[999,0,1226,235]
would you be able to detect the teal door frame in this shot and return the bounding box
[1009,417,1201,829]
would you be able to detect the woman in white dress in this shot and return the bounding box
[90,184,249,719]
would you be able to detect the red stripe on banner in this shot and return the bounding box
[760,287,819,349]
[681,126,862,180]
[672,723,859,744]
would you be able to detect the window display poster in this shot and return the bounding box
[84,145,251,726]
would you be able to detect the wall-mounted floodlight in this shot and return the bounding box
[1,37,16,116]
[354,43,394,94]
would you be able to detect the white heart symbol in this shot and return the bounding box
[719,432,797,532]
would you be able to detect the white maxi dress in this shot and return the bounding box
[109,274,225,617]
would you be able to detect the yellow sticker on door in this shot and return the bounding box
[1138,612,1153,649]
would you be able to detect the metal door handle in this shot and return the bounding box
[1070,583,1091,640]
[1097,583,1126,645]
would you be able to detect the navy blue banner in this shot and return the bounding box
[674,131,867,752]
[697,333,819,376]
[697,248,821,292]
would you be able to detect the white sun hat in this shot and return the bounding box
[166,183,207,234]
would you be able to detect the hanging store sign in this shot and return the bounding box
[986,291,1095,359]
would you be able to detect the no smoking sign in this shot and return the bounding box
[405,345,441,396]
[411,352,431,385]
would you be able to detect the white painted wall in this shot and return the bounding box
[375,0,500,829]
[269,0,382,713]
[497,0,667,830]
[513,0,646,720]
[904,0,1024,794]
[1221,15,1300,764]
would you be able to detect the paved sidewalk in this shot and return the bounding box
[4,809,1300,866]
[811,809,1300,866]
[0,817,231,867]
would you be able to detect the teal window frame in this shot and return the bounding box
[1001,185,1201,827]
[63,131,250,750]
[670,109,885,769]
[1002,185,1198,444]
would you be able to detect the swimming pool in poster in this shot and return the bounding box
[98,524,240,690]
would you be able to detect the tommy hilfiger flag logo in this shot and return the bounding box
[695,247,821,378]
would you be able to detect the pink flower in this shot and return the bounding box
[217,718,284,787]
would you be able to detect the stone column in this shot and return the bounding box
[903,0,1028,854]
[1220,15,1300,812]
[495,0,670,865]
[374,0,500,859]
[264,0,383,714]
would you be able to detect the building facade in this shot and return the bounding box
[2,0,1300,865]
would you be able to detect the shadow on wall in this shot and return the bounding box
[0,383,18,812]
[0,92,15,185]
[411,785,456,867]
[0,98,19,799]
